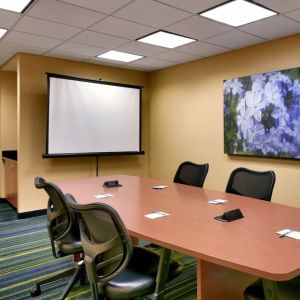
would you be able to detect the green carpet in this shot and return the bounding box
[0,201,197,299]
[0,200,18,223]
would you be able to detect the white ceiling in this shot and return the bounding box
[0,0,300,72]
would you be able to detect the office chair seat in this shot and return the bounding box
[244,278,300,300]
[104,268,155,299]
[104,246,182,299]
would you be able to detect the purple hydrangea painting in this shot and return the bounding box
[224,67,300,159]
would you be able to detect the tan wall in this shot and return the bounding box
[0,71,17,149]
[149,34,300,207]
[0,71,17,198]
[17,53,149,213]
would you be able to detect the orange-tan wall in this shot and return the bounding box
[0,71,17,198]
[149,33,300,207]
[15,53,149,212]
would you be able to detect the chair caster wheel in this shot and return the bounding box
[30,286,41,297]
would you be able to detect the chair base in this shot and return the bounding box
[31,260,85,300]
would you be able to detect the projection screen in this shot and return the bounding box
[44,74,142,158]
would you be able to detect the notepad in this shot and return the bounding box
[144,211,170,219]
[94,193,113,199]
[208,199,227,205]
[277,229,300,240]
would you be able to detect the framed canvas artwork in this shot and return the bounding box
[224,67,300,159]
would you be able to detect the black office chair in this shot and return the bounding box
[225,167,276,201]
[243,276,300,300]
[173,161,209,187]
[31,177,85,300]
[64,193,183,300]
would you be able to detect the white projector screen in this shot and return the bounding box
[44,74,143,158]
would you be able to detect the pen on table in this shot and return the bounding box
[279,229,294,238]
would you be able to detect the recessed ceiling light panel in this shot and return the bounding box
[137,31,196,49]
[0,28,7,39]
[199,0,277,27]
[0,0,34,13]
[97,50,143,63]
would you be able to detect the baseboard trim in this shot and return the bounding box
[18,209,47,219]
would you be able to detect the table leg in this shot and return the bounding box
[130,236,139,246]
[262,279,279,300]
[197,259,258,300]
[197,260,203,300]
[153,248,171,300]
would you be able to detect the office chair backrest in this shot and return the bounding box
[225,167,276,201]
[173,161,209,187]
[64,194,133,283]
[34,177,79,256]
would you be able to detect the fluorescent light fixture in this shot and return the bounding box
[200,0,277,27]
[0,0,33,13]
[97,50,143,62]
[137,31,196,48]
[0,28,7,39]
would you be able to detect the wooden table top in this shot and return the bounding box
[55,174,300,281]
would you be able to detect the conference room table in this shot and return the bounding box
[55,174,300,300]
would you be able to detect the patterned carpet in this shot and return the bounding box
[0,200,18,223]
[0,200,197,299]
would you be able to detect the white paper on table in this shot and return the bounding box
[94,193,114,199]
[277,229,300,240]
[144,211,170,219]
[152,185,168,189]
[208,199,227,205]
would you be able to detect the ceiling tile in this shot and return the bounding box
[204,29,265,49]
[286,9,300,23]
[90,16,155,40]
[116,41,166,56]
[166,15,232,41]
[27,0,106,28]
[114,0,191,28]
[132,57,175,68]
[71,30,129,48]
[0,10,20,29]
[240,15,300,40]
[0,41,47,56]
[157,0,225,13]
[0,53,14,65]
[13,16,82,40]
[255,0,300,13]
[152,50,201,63]
[46,51,89,62]
[0,42,20,59]
[3,31,63,49]
[177,41,229,57]
[50,41,104,56]
[59,0,133,14]
[120,64,155,72]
